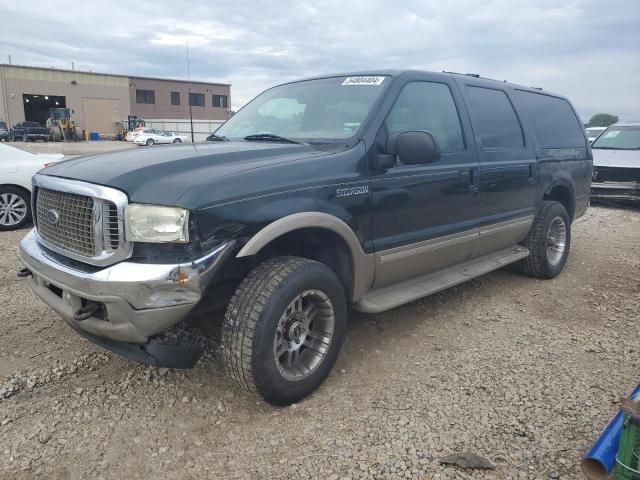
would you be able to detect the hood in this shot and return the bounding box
[593,148,640,168]
[41,142,328,205]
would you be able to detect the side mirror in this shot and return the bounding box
[387,131,441,164]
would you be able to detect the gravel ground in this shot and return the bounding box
[1,205,639,479]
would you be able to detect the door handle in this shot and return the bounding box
[528,163,537,185]
[469,167,480,194]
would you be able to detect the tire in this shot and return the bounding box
[221,256,347,405]
[173,138,182,144]
[146,138,154,146]
[0,186,31,231]
[515,200,571,279]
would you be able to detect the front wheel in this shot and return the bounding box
[221,256,347,405]
[146,138,154,146]
[516,200,571,279]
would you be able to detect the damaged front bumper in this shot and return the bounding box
[18,229,234,368]
[591,181,640,201]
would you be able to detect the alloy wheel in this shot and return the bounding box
[546,216,567,266]
[0,193,28,227]
[273,289,335,381]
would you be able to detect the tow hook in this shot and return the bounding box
[73,302,102,322]
[17,267,32,278]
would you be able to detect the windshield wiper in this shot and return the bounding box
[244,133,302,144]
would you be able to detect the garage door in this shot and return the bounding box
[83,98,121,136]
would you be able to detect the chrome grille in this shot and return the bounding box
[102,201,119,252]
[36,188,96,256]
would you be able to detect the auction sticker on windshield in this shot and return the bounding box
[341,76,385,86]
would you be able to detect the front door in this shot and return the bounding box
[369,77,481,288]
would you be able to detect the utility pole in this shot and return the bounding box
[71,61,75,71]
[7,55,11,65]
[187,44,194,143]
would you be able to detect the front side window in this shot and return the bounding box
[214,76,387,142]
[136,89,155,104]
[515,90,585,148]
[385,81,465,152]
[592,125,640,150]
[466,86,524,149]
[189,93,205,107]
[213,94,228,108]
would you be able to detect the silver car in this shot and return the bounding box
[591,122,640,201]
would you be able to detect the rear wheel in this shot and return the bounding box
[515,200,571,279]
[0,187,31,231]
[221,256,347,405]
[146,138,154,146]
[173,138,182,143]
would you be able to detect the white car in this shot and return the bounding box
[125,127,143,142]
[134,131,188,146]
[591,122,640,202]
[0,143,63,230]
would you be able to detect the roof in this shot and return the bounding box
[0,63,231,87]
[282,69,554,95]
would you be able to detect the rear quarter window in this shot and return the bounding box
[515,90,585,148]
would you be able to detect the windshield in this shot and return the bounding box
[214,76,388,143]
[592,126,640,150]
[0,122,7,130]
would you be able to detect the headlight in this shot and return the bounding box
[124,204,189,243]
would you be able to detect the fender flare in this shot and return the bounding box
[236,212,375,302]
[541,176,576,218]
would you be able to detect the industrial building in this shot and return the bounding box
[0,64,231,138]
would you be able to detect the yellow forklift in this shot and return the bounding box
[47,108,80,141]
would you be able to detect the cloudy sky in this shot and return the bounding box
[1,0,639,122]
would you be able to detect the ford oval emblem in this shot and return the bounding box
[46,209,60,224]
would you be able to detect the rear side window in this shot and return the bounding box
[515,90,585,148]
[466,86,524,149]
[386,81,465,152]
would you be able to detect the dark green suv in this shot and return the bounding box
[19,70,591,404]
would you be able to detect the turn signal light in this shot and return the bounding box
[175,272,189,285]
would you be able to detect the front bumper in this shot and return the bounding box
[591,181,640,201]
[19,229,234,344]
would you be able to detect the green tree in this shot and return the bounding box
[588,113,619,127]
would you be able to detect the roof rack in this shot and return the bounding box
[442,70,481,78]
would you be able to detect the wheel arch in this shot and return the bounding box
[542,178,575,220]
[0,183,32,197]
[236,212,374,302]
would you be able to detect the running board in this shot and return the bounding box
[354,246,530,314]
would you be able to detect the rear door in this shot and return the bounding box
[456,79,537,254]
